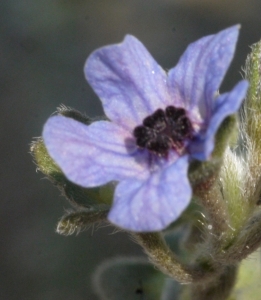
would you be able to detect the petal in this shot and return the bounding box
[189,80,248,160]
[168,25,240,122]
[43,116,149,187]
[108,156,191,232]
[85,35,170,131]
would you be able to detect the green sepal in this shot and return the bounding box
[30,138,114,207]
[243,40,261,143]
[56,208,109,236]
[56,104,92,125]
[189,115,236,190]
[93,257,172,300]
[212,115,237,157]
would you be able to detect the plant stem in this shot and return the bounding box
[190,265,237,300]
[132,232,219,285]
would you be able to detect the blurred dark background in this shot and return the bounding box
[1,0,261,299]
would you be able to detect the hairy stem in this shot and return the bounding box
[216,209,261,264]
[190,265,237,300]
[132,232,220,284]
[194,175,230,238]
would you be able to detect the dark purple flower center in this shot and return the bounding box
[133,106,193,156]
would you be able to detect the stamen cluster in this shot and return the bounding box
[133,106,193,156]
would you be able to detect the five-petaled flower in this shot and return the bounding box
[43,26,248,232]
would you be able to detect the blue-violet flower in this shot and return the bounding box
[43,26,248,232]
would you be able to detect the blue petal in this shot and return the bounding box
[85,35,170,131]
[43,116,150,187]
[168,26,240,123]
[108,156,191,232]
[189,80,248,160]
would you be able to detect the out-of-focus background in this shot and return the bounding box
[1,0,261,299]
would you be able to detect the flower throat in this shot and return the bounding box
[133,106,193,156]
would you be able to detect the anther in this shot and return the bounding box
[133,105,193,156]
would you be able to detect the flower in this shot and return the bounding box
[43,26,248,232]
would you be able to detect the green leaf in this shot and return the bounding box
[93,257,169,300]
